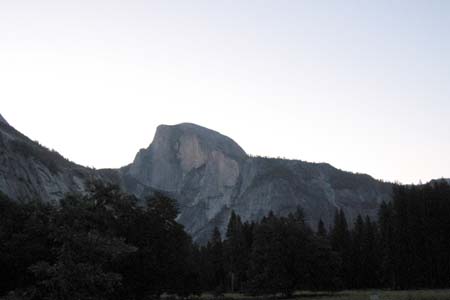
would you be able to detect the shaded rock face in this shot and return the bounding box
[125,123,246,193]
[120,123,393,243]
[119,124,248,239]
[0,116,393,243]
[0,114,8,125]
[0,121,100,202]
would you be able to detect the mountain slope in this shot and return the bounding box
[0,115,393,243]
[119,123,392,242]
[0,113,9,125]
[0,116,101,202]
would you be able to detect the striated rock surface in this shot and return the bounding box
[119,123,248,239]
[0,115,393,243]
[0,118,106,202]
[0,113,8,125]
[120,123,393,243]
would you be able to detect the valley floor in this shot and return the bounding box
[197,290,450,300]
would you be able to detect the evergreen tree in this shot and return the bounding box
[307,234,341,291]
[378,200,395,288]
[362,216,380,288]
[0,194,53,295]
[248,215,297,296]
[5,179,450,297]
[317,218,327,237]
[330,209,351,288]
[224,211,248,292]
[117,191,199,299]
[350,215,365,288]
[207,227,225,293]
[30,184,137,300]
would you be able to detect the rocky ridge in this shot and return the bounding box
[0,116,102,202]
[0,115,393,242]
[119,123,392,242]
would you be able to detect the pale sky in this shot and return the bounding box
[1,1,449,184]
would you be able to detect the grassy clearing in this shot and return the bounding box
[198,290,450,300]
[296,290,450,300]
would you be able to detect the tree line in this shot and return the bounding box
[1,180,450,299]
[0,182,199,300]
[197,180,450,295]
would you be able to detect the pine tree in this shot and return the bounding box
[308,233,341,291]
[379,200,395,288]
[362,216,380,288]
[317,218,327,237]
[350,215,365,288]
[208,227,225,293]
[248,215,297,296]
[224,211,248,292]
[330,209,351,288]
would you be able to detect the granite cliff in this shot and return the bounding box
[0,115,393,243]
[0,114,97,202]
[119,123,392,242]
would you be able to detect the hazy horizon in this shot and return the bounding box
[1,1,449,184]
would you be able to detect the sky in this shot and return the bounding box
[1,1,449,184]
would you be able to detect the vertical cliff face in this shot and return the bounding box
[120,123,249,239]
[126,124,246,190]
[120,123,392,243]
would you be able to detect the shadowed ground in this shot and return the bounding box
[192,290,450,300]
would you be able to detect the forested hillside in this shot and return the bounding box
[0,118,392,243]
[1,180,450,299]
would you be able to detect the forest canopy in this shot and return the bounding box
[1,180,450,299]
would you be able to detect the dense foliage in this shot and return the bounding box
[197,180,450,295]
[198,209,341,296]
[1,180,450,299]
[0,184,198,300]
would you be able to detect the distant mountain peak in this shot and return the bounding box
[0,118,394,244]
[0,113,9,125]
[153,123,247,160]
[429,178,450,185]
